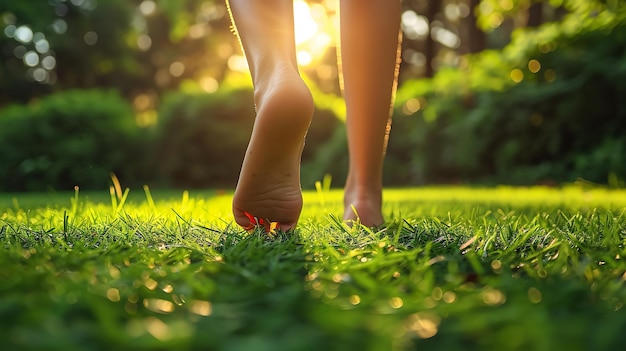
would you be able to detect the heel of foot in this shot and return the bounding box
[232,74,311,233]
[343,200,384,228]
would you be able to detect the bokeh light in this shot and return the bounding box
[510,68,524,83]
[528,59,541,73]
[544,69,556,82]
[139,0,157,16]
[402,10,429,40]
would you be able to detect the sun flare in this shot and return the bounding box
[293,0,335,66]
[294,1,318,45]
[225,1,336,73]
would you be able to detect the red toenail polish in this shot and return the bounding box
[242,211,279,233]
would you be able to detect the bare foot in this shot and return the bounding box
[232,70,314,232]
[343,180,385,228]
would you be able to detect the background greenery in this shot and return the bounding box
[2,2,626,349]
[0,0,624,191]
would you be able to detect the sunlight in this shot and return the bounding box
[223,1,335,71]
[293,0,335,66]
[294,0,318,45]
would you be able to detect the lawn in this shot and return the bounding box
[1,185,626,350]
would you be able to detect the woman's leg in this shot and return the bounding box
[227,0,314,231]
[339,0,402,227]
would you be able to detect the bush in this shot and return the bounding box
[301,123,349,188]
[151,88,340,189]
[151,89,254,189]
[387,13,626,185]
[0,90,142,191]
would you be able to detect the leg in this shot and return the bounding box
[339,0,402,226]
[227,0,314,231]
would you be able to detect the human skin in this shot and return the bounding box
[339,0,402,227]
[227,0,401,230]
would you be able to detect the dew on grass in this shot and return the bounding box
[431,287,443,301]
[144,316,172,341]
[172,294,184,306]
[332,273,350,283]
[423,297,437,309]
[349,295,361,305]
[324,290,340,300]
[325,287,339,299]
[389,297,404,309]
[537,268,548,278]
[305,272,319,281]
[142,277,158,290]
[88,275,98,286]
[106,288,121,302]
[143,298,175,314]
[189,300,212,316]
[404,312,440,339]
[443,291,456,304]
[310,281,323,291]
[108,265,121,279]
[528,287,542,304]
[21,249,33,259]
[482,287,506,306]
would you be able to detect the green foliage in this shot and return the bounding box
[0,86,341,191]
[0,0,138,103]
[389,7,626,185]
[1,187,626,350]
[151,89,255,188]
[152,88,340,189]
[301,124,348,189]
[0,90,142,191]
[476,0,625,32]
[0,0,235,105]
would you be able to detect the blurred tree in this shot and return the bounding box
[385,0,626,185]
[527,2,544,27]
[462,0,487,54]
[0,1,58,104]
[0,0,237,108]
[1,0,620,112]
[1,0,625,189]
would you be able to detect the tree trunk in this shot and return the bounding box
[461,0,486,54]
[527,1,544,28]
[423,0,441,77]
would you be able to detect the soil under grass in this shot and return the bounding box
[1,186,625,350]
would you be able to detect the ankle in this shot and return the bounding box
[253,63,304,101]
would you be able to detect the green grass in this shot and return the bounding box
[1,186,626,350]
